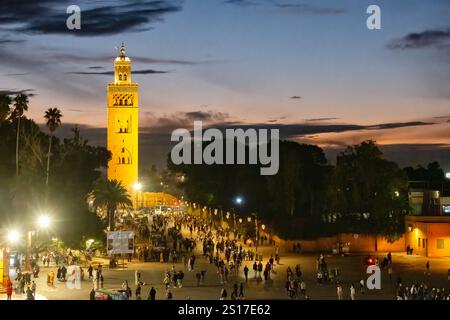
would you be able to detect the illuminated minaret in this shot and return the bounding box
[107,43,139,191]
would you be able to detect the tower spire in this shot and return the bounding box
[120,41,126,57]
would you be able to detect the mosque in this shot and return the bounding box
[107,43,178,209]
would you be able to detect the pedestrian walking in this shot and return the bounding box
[31,281,36,298]
[350,284,356,300]
[238,282,245,299]
[359,279,365,295]
[166,289,173,300]
[148,287,156,300]
[337,283,343,300]
[300,280,306,295]
[90,288,96,300]
[136,283,142,298]
[26,286,34,300]
[220,288,227,300]
[425,261,430,275]
[6,283,13,300]
[244,265,249,282]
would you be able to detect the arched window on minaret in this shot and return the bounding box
[122,157,125,164]
[119,99,123,106]
[119,74,122,81]
[123,74,127,81]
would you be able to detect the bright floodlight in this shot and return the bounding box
[8,229,20,243]
[133,182,142,191]
[38,215,51,228]
[446,172,450,179]
[235,197,243,205]
[261,224,266,230]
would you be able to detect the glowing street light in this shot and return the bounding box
[37,215,51,229]
[234,196,243,205]
[247,217,252,222]
[133,182,142,191]
[133,182,142,209]
[239,218,243,223]
[8,229,21,244]
[446,172,450,179]
[261,224,266,230]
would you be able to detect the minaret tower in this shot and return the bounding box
[107,42,139,191]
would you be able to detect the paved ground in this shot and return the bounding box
[3,245,450,300]
[3,220,450,300]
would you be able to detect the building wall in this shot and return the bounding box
[426,223,450,257]
[142,192,179,207]
[405,222,428,256]
[404,217,450,257]
[270,233,405,254]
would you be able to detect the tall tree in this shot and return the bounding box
[44,108,62,185]
[11,93,29,176]
[332,140,409,242]
[91,179,132,231]
[0,93,11,123]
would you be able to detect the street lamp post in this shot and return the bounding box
[254,213,258,253]
[27,215,51,270]
[133,182,142,209]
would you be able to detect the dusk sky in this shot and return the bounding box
[1,0,449,170]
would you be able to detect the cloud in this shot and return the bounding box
[67,69,169,75]
[224,0,259,6]
[290,95,301,99]
[433,115,450,119]
[0,0,182,36]
[224,0,345,15]
[88,66,104,70]
[0,37,25,45]
[273,2,345,15]
[306,117,339,122]
[49,53,202,66]
[183,110,229,122]
[387,29,450,50]
[368,121,432,130]
[0,88,36,97]
[5,73,29,76]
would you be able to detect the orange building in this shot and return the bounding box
[141,192,180,208]
[405,215,450,257]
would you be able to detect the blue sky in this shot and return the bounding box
[1,0,449,169]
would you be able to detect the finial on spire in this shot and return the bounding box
[120,42,126,57]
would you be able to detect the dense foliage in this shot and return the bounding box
[0,93,110,247]
[168,139,415,240]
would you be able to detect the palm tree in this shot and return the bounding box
[44,108,62,185]
[12,93,29,176]
[0,93,12,123]
[92,179,132,231]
